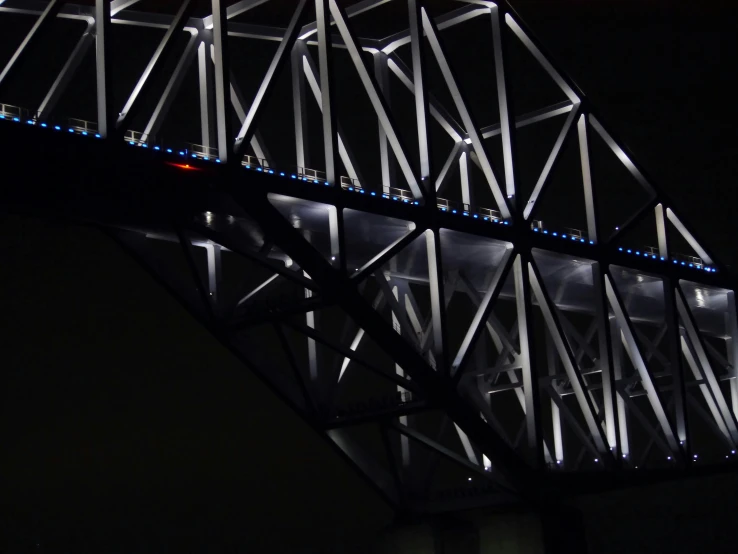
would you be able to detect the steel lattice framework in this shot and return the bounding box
[1,0,738,515]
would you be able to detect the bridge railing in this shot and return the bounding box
[437,196,502,220]
[187,142,219,160]
[0,103,27,121]
[340,175,362,190]
[69,118,98,134]
[297,166,326,182]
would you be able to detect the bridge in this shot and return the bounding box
[1,0,737,533]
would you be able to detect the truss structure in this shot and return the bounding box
[1,0,737,514]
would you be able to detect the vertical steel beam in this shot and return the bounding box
[198,37,216,149]
[490,5,516,200]
[38,22,94,121]
[408,0,431,191]
[459,149,473,207]
[211,0,231,162]
[610,319,630,456]
[95,0,112,138]
[0,0,62,93]
[592,263,619,451]
[727,292,738,421]
[655,203,669,259]
[373,51,394,194]
[513,254,543,465]
[664,282,689,445]
[205,243,222,316]
[435,142,462,194]
[425,230,448,373]
[292,41,310,171]
[545,333,564,465]
[578,114,597,242]
[316,0,337,185]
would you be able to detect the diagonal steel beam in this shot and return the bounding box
[329,0,423,200]
[0,0,63,94]
[352,226,420,283]
[422,8,510,219]
[529,260,611,457]
[37,20,94,120]
[116,0,196,132]
[233,0,308,158]
[605,273,682,455]
[452,247,514,381]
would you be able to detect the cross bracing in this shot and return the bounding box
[1,0,737,514]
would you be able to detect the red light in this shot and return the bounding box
[166,162,200,171]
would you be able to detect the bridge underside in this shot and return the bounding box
[1,0,737,515]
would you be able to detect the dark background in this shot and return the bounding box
[1,0,737,551]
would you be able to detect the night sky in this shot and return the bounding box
[2,0,738,551]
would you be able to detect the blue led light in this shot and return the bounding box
[403,199,409,203]
[571,236,576,241]
[203,156,209,160]
[13,117,19,122]
[652,255,657,259]
[348,187,354,191]
[463,212,468,216]
[180,151,185,156]
[589,240,594,245]
[370,191,376,196]
[54,125,61,131]
[291,174,297,179]
[581,238,585,243]
[452,209,457,213]
[413,201,418,204]
[627,249,632,253]
[0,115,4,119]
[673,260,678,264]
[269,170,274,174]
[314,179,319,183]
[324,182,329,186]
[41,123,47,128]
[534,228,539,232]
[473,214,478,218]
[382,194,389,198]
[635,251,640,255]
[360,190,365,194]
[681,261,686,265]
[191,154,197,158]
[302,177,307,181]
[484,217,489,221]
[141,142,146,147]
[95,133,101,138]
[689,263,693,267]
[619,247,623,251]
[69,128,74,133]
[82,131,89,136]
[552,232,558,236]
[166,148,172,153]
[543,230,548,234]
[280,172,285,176]
[393,197,398,201]
[216,159,221,163]
[503,221,509,225]
[27,120,34,124]
[154,146,160,151]
[562,234,567,238]
[660,257,665,261]
[441,207,447,211]
[129,141,135,145]
[256,167,263,171]
[712,268,717,273]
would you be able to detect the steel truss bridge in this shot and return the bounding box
[1,0,737,515]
